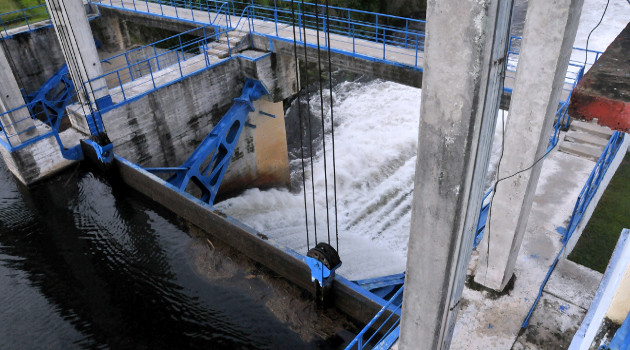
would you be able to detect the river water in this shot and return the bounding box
[0,163,345,349]
[1,0,627,347]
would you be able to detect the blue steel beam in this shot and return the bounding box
[145,79,269,205]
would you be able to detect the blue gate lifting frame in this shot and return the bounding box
[144,78,269,205]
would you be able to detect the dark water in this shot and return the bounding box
[0,163,320,349]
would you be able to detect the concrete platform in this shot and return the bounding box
[569,22,630,132]
[452,148,600,349]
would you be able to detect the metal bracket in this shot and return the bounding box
[145,79,270,205]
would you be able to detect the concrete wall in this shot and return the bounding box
[1,26,66,93]
[100,53,294,195]
[0,132,76,185]
[607,265,630,324]
[251,34,424,89]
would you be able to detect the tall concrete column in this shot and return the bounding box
[398,0,514,348]
[0,45,37,145]
[45,0,110,108]
[474,0,584,291]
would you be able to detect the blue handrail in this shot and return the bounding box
[345,285,404,350]
[522,131,626,329]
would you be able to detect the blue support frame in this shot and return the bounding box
[145,79,269,205]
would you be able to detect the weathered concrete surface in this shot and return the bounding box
[98,52,294,194]
[569,22,630,132]
[0,26,66,93]
[0,46,37,144]
[0,128,81,185]
[475,0,585,291]
[452,150,597,349]
[399,0,514,347]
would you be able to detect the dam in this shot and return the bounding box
[1,0,630,349]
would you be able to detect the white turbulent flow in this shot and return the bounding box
[217,79,420,280]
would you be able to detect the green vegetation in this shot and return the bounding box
[0,0,48,30]
[569,153,630,273]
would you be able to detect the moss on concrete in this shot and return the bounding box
[569,153,630,273]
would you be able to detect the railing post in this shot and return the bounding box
[173,0,179,18]
[226,30,231,56]
[23,10,31,31]
[148,61,156,89]
[352,23,355,53]
[405,19,409,49]
[132,0,137,12]
[153,45,161,70]
[375,14,378,42]
[382,28,386,60]
[124,53,134,81]
[250,7,255,32]
[178,35,185,62]
[347,10,350,35]
[297,2,302,42]
[176,46,184,77]
[414,34,419,68]
[323,10,327,48]
[274,0,278,36]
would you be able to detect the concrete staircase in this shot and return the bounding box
[205,30,250,59]
[559,120,614,161]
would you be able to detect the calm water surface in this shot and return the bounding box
[0,163,315,349]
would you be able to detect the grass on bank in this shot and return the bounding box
[569,153,630,273]
[0,0,48,30]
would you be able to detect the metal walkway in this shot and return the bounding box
[91,0,427,71]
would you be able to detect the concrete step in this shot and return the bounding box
[206,48,230,59]
[559,139,604,161]
[564,130,610,148]
[570,120,614,139]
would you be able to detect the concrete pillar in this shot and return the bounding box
[474,0,584,291]
[45,0,110,107]
[398,0,514,348]
[0,45,37,145]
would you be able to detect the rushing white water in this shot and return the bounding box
[217,0,630,280]
[217,79,419,279]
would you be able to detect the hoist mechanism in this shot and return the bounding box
[305,242,342,307]
[145,79,271,206]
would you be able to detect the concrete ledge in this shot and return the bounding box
[114,155,388,325]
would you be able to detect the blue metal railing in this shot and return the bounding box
[90,0,427,70]
[522,130,626,329]
[345,285,403,350]
[560,131,626,243]
[0,4,50,38]
[0,86,86,152]
[87,26,229,105]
